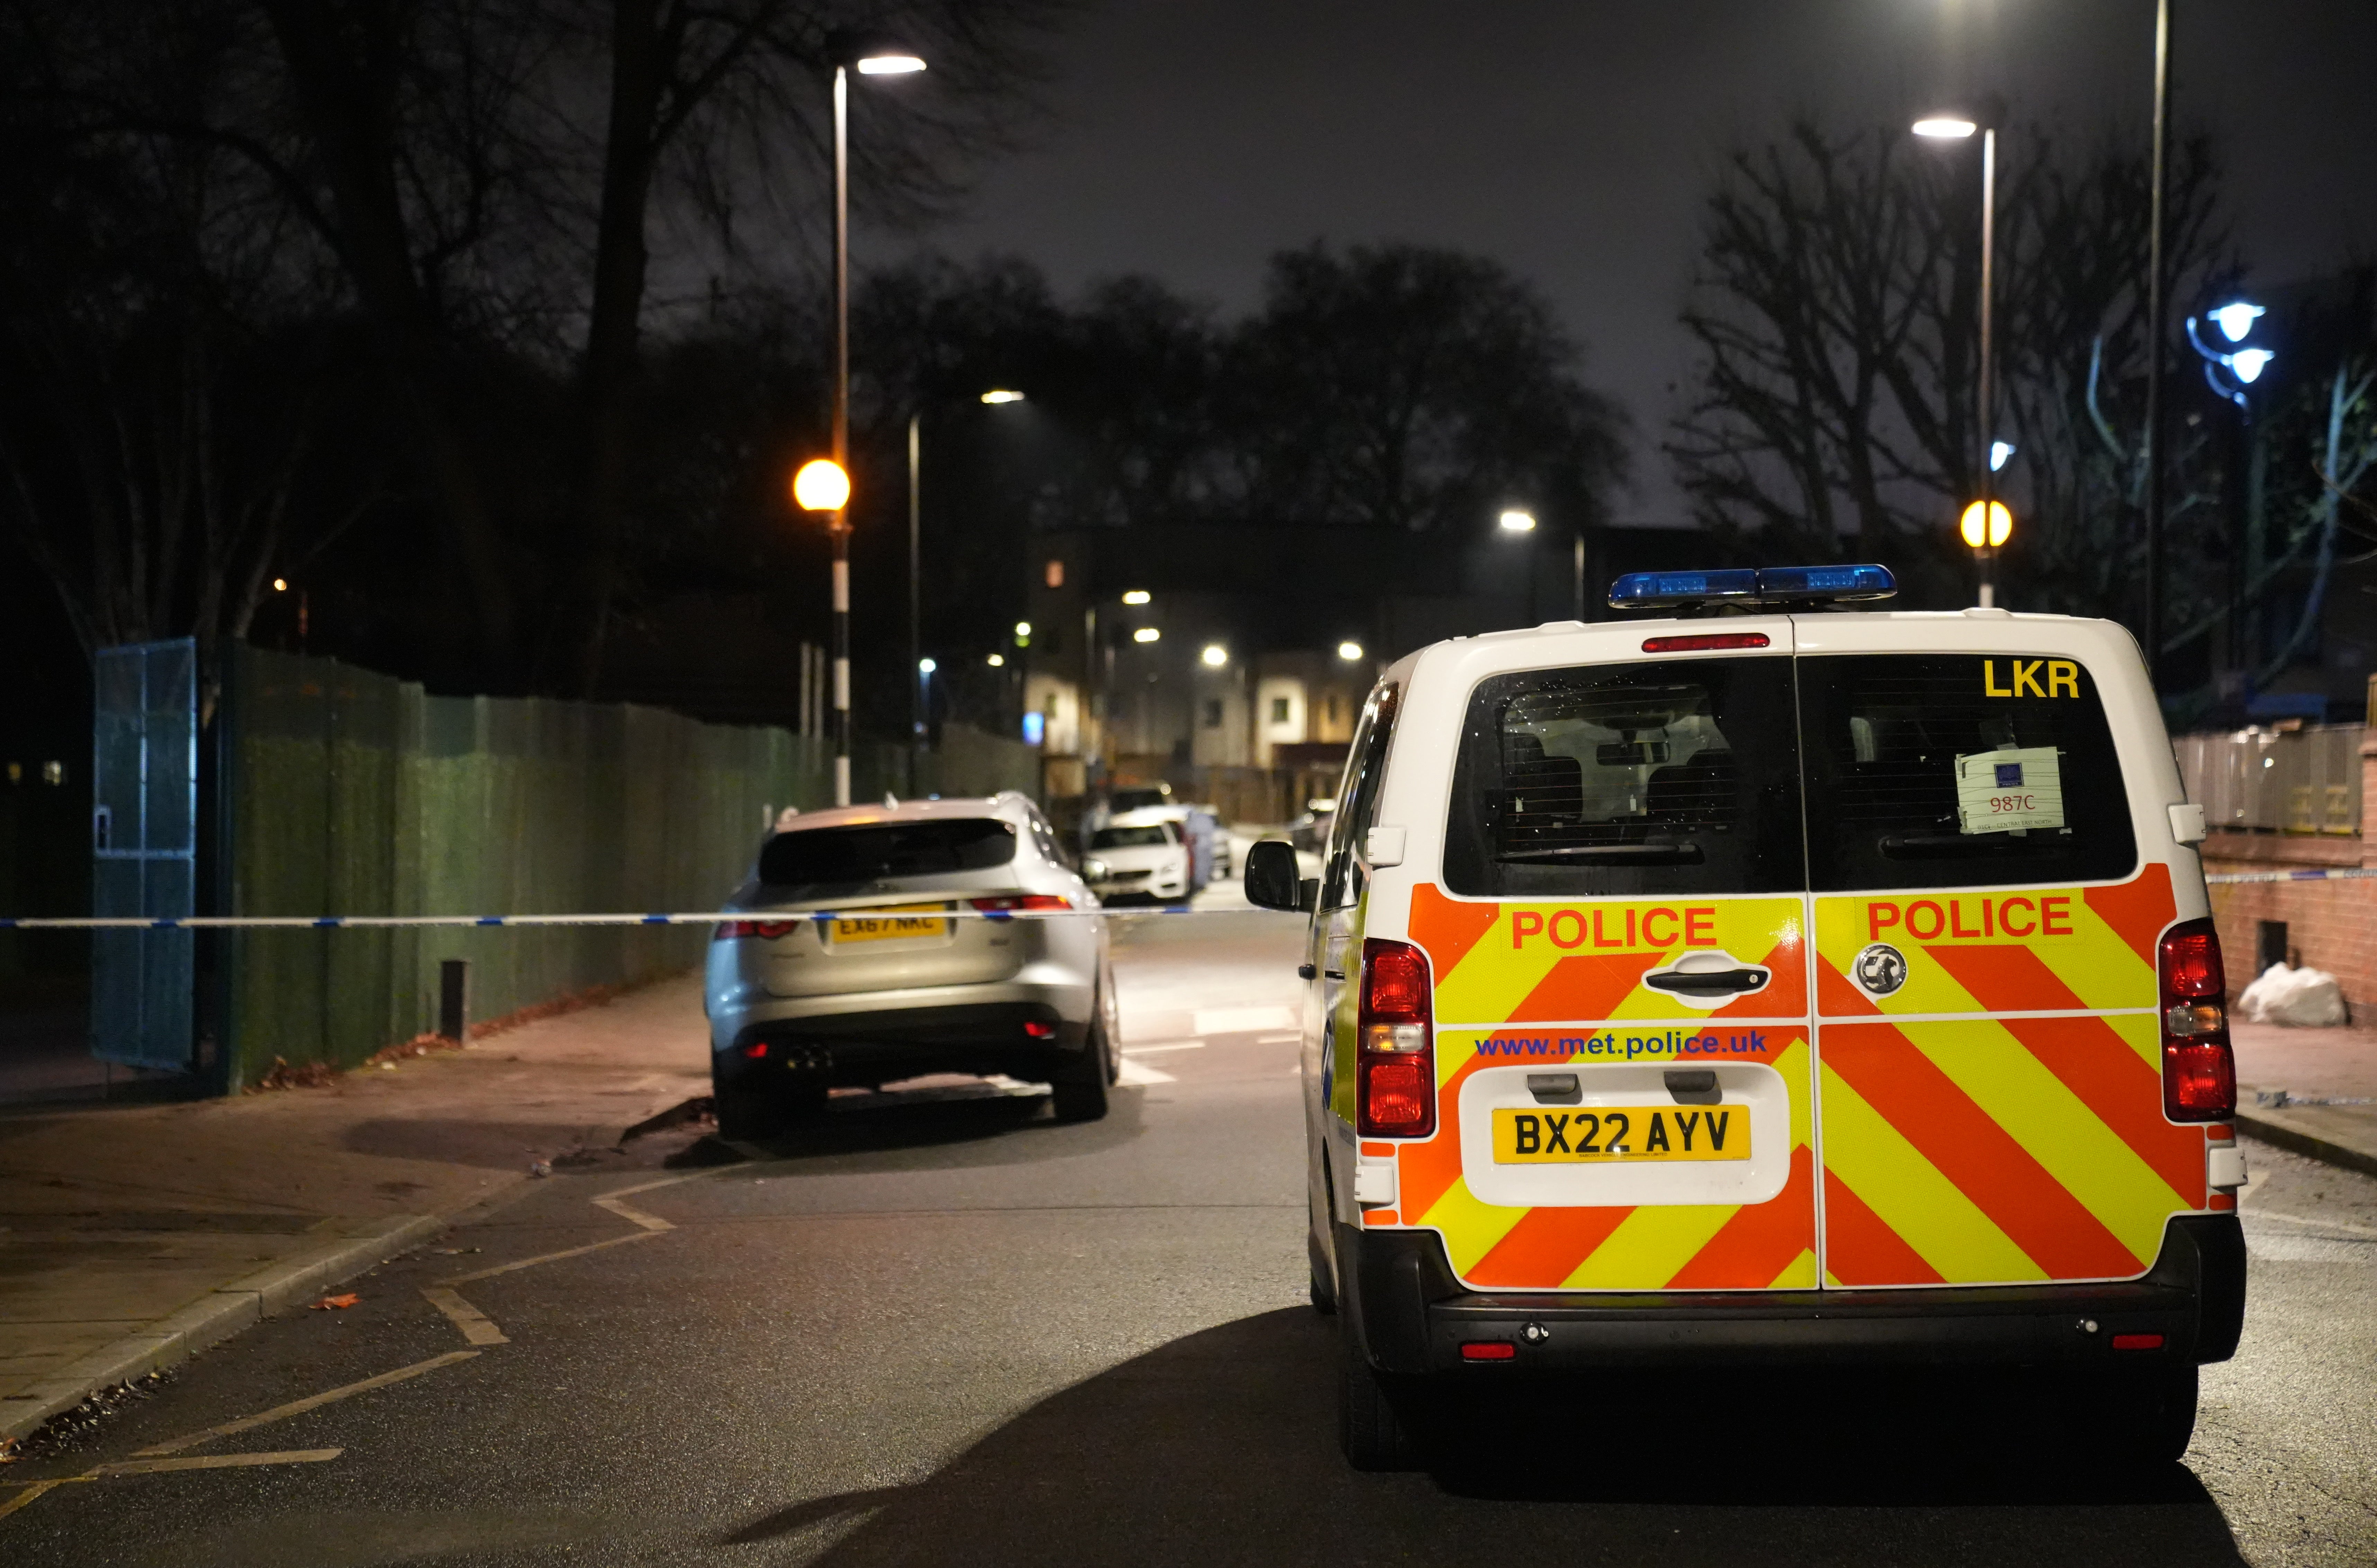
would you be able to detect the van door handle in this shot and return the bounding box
[1642,965,1769,997]
[1325,969,1345,981]
[1297,964,1316,980]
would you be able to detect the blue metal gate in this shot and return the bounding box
[90,639,197,1070]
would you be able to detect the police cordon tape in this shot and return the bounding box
[2202,867,2377,885]
[3,867,2347,925]
[0,905,1272,930]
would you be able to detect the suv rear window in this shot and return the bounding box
[1443,657,1805,897]
[759,818,1016,886]
[1796,653,2135,891]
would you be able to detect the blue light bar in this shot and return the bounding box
[1608,569,1761,608]
[1756,563,1896,600]
[1606,563,1896,610]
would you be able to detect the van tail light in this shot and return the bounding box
[715,920,798,941]
[2159,918,2234,1120]
[969,894,1072,914]
[1358,937,1435,1138]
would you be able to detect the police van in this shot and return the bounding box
[1242,565,2246,1471]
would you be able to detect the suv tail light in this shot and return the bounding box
[2158,917,2234,1120]
[1358,937,1435,1137]
[715,920,798,941]
[969,894,1072,914]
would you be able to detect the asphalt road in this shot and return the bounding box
[6,905,2376,1567]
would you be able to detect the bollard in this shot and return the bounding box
[438,959,471,1043]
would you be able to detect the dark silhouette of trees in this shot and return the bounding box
[1668,118,2231,621]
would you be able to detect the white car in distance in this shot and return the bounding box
[1085,810,1193,904]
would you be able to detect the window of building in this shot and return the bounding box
[1270,696,1292,724]
[1326,694,1341,724]
[1203,699,1223,728]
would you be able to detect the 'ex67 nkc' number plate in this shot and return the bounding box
[1491,1105,1748,1164]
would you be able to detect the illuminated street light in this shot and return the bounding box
[2231,348,2273,384]
[792,458,850,512]
[818,29,928,805]
[2208,302,2265,343]
[1915,105,2002,608]
[1990,441,2015,473]
[1121,590,1151,605]
[1337,640,1364,662]
[1014,621,1031,638]
[1959,500,2014,550]
[271,577,288,592]
[1497,509,1537,532]
[986,653,1005,667]
[1201,644,1228,668]
[1132,627,1161,644]
[918,657,936,673]
[980,389,1026,404]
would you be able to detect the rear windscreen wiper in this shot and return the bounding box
[1498,842,1703,866]
[1878,833,2060,860]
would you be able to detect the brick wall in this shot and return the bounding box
[2198,727,2377,1012]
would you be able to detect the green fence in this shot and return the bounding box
[219,646,1037,1086]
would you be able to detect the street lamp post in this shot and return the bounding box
[905,389,1025,791]
[821,31,926,807]
[2187,301,2275,675]
[1915,109,2001,607]
[2146,0,2173,686]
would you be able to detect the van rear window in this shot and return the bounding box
[1443,658,1805,897]
[759,818,1016,886]
[1796,654,2135,891]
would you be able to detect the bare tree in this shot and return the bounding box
[1669,118,2229,621]
[0,0,360,709]
[1230,242,1629,537]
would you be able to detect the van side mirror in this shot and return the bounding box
[1244,840,1314,912]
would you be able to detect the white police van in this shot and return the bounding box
[1245,565,2245,1470]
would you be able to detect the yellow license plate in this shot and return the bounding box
[830,906,951,943]
[1492,1105,1749,1164]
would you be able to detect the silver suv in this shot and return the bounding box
[705,794,1118,1135]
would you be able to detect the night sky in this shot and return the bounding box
[911,0,2377,523]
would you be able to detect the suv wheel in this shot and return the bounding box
[1051,994,1113,1123]
[1338,1321,1422,1471]
[714,1084,778,1143]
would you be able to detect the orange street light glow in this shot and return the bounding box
[793,459,851,512]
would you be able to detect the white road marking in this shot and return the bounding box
[444,1230,661,1284]
[1122,1041,1205,1056]
[1116,1058,1176,1085]
[132,1351,480,1457]
[92,1449,342,1477]
[421,1286,509,1346]
[1194,1006,1298,1036]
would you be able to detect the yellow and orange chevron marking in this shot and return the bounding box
[1812,864,2174,1018]
[1416,884,1808,1025]
[1391,886,1819,1292]
[1386,868,2212,1293]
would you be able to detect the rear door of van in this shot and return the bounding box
[1393,626,1822,1291]
[1795,622,2215,1287]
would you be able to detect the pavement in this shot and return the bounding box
[2229,1018,2377,1178]
[0,976,711,1441]
[1,907,2373,1565]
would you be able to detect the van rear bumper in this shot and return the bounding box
[1337,1214,2245,1376]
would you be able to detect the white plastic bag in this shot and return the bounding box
[2236,961,2349,1028]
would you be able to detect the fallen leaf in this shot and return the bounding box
[310,1293,361,1310]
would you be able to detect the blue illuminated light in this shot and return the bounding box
[1607,569,1761,608]
[2208,302,2265,344]
[1607,563,1897,610]
[1022,712,1045,746]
